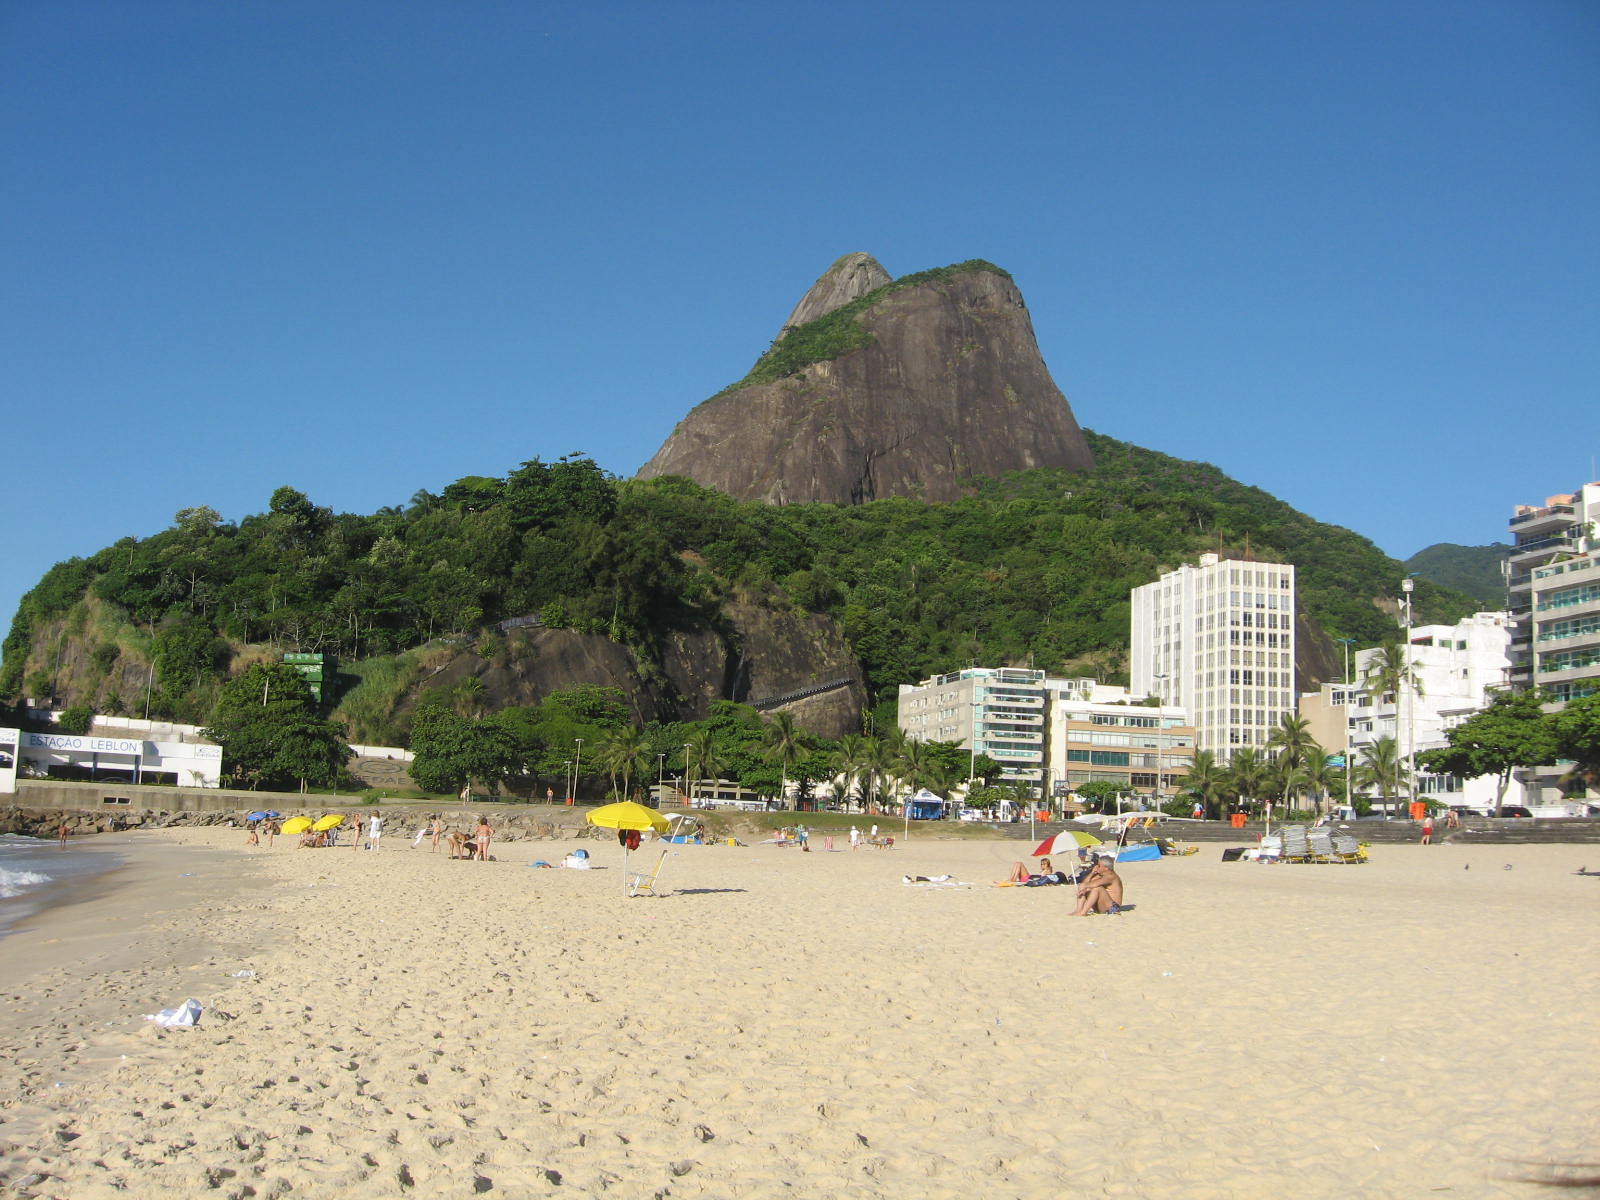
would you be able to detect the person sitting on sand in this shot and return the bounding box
[246,822,259,847]
[1073,856,1124,915]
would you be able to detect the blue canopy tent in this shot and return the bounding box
[906,788,946,821]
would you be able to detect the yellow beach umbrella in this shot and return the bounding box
[585,801,670,895]
[585,801,670,833]
[312,814,344,832]
[281,816,313,835]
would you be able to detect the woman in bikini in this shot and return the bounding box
[473,816,493,863]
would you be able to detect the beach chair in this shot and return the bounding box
[1307,826,1338,863]
[1255,833,1283,862]
[626,847,672,896]
[1280,825,1312,863]
[1330,833,1368,863]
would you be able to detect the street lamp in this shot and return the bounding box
[1336,637,1356,818]
[657,752,666,803]
[572,738,583,804]
[1400,576,1420,817]
[1151,672,1169,805]
[683,742,694,808]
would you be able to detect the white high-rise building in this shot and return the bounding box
[1131,553,1296,760]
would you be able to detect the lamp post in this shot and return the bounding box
[1151,672,1169,807]
[1336,637,1356,818]
[683,742,694,808]
[657,752,666,805]
[1400,577,1417,817]
[571,738,583,805]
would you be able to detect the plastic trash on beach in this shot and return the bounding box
[145,998,203,1028]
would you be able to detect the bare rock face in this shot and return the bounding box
[414,599,864,737]
[777,252,892,338]
[638,257,1094,504]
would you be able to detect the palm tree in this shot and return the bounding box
[1301,751,1342,817]
[761,711,804,805]
[1177,749,1228,819]
[1363,642,1425,802]
[831,733,866,810]
[683,729,723,807]
[1266,714,1318,771]
[597,726,650,800]
[861,735,902,814]
[895,738,957,796]
[1354,736,1406,812]
[1226,747,1269,817]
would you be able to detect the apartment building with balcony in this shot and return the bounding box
[1130,553,1296,760]
[1507,481,1600,800]
[897,667,1049,786]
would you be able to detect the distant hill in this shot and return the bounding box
[1403,543,1512,609]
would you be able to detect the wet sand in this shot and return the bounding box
[0,828,1596,1198]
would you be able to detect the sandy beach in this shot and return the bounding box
[1,825,1596,1198]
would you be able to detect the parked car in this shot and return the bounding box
[1492,806,1533,818]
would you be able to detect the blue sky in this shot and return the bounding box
[3,1,1597,644]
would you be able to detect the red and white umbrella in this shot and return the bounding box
[1030,829,1103,857]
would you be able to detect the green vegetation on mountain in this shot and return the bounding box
[1403,542,1512,609]
[721,259,1012,393]
[1,434,1476,736]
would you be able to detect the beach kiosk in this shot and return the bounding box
[906,788,947,821]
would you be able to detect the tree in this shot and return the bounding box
[683,728,723,806]
[1354,736,1406,810]
[1300,751,1344,817]
[760,711,804,803]
[1544,691,1600,800]
[1225,747,1268,815]
[1418,689,1559,813]
[1176,749,1227,818]
[57,704,94,734]
[1074,779,1122,812]
[1363,642,1425,801]
[595,725,651,799]
[408,694,522,796]
[894,738,959,797]
[203,663,351,790]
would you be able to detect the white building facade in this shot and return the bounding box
[1131,553,1296,760]
[0,726,222,792]
[1339,611,1520,810]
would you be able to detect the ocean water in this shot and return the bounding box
[0,834,121,938]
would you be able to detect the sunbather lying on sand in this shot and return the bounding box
[995,856,1071,886]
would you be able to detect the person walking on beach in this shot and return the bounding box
[1420,813,1434,845]
[265,818,279,848]
[366,811,383,851]
[849,825,860,850]
[57,819,70,848]
[348,813,362,850]
[473,816,493,863]
[429,814,445,853]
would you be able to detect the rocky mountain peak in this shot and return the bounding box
[638,256,1094,505]
[777,252,892,338]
